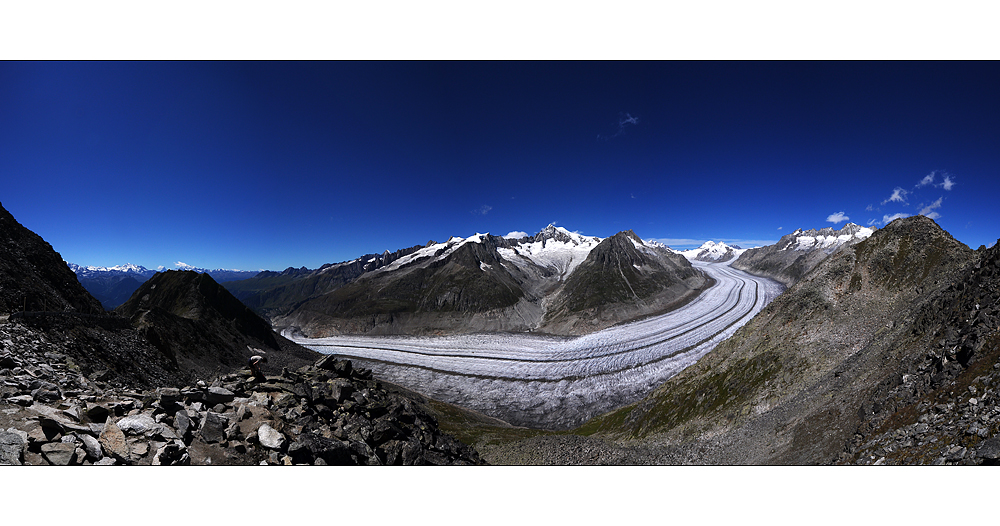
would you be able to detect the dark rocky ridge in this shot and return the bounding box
[0,202,104,315]
[114,270,320,384]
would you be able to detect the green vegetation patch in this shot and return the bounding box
[578,349,784,439]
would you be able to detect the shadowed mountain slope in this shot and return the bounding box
[0,202,104,315]
[115,271,320,382]
[541,230,711,334]
[271,228,710,337]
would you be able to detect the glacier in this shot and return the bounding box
[290,260,784,429]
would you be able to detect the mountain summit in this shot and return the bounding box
[226,225,710,337]
[675,241,747,262]
[732,222,874,287]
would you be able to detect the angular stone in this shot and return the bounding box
[158,388,182,406]
[99,420,130,462]
[31,404,92,434]
[41,442,77,466]
[151,442,190,466]
[8,395,33,406]
[73,446,87,465]
[199,412,229,444]
[86,403,110,422]
[129,439,149,457]
[31,388,61,403]
[174,410,193,439]
[0,430,27,465]
[976,437,1000,459]
[257,423,285,450]
[79,433,103,461]
[93,457,117,466]
[205,387,235,406]
[116,414,160,436]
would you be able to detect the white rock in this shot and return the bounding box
[257,423,285,450]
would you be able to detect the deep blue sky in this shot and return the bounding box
[2,61,998,271]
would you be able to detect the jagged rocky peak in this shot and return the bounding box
[775,222,874,254]
[533,224,597,246]
[676,240,746,263]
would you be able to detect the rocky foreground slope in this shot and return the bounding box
[1,320,483,465]
[0,201,484,465]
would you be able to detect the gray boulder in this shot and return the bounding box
[151,442,191,466]
[174,410,193,439]
[41,442,77,465]
[78,433,103,461]
[976,437,1000,460]
[0,429,27,465]
[257,423,285,450]
[116,414,160,436]
[205,387,235,406]
[199,412,229,444]
[99,420,130,462]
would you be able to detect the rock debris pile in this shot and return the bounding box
[1,321,484,466]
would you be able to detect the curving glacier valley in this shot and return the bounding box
[290,261,784,429]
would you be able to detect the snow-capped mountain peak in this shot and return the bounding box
[779,222,874,253]
[674,241,747,262]
[68,262,152,275]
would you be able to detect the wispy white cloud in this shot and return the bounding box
[919,197,943,219]
[598,112,639,140]
[881,187,909,205]
[504,231,529,239]
[916,172,935,188]
[865,204,875,212]
[938,175,955,190]
[826,211,850,224]
[472,205,492,216]
[882,212,910,225]
[867,218,879,226]
[777,226,783,230]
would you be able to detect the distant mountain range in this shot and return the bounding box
[732,223,875,286]
[67,263,260,310]
[673,241,748,262]
[227,225,710,337]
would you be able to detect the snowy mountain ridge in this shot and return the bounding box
[673,241,748,263]
[781,223,874,253]
[68,262,155,276]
